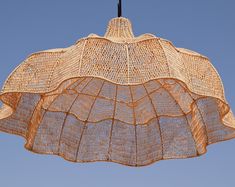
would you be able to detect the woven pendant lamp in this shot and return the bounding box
[1,2,235,167]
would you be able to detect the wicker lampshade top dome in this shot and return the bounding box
[0,17,234,167]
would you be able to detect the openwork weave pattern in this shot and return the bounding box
[0,17,235,166]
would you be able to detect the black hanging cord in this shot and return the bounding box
[118,0,122,17]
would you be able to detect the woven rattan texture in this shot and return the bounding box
[0,17,234,166]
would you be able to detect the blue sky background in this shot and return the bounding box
[0,0,235,186]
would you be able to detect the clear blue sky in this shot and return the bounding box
[0,0,235,186]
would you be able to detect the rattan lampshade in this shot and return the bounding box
[0,17,235,167]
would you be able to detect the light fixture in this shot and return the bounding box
[0,0,234,167]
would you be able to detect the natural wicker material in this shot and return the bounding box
[0,17,235,167]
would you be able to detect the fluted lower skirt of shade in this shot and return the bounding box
[0,77,235,166]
